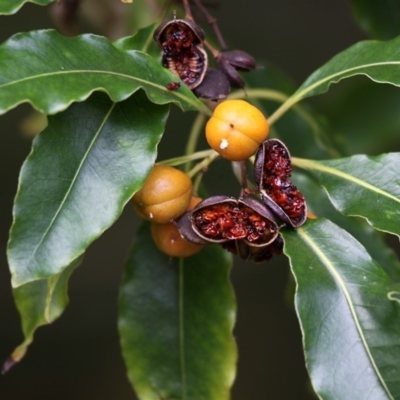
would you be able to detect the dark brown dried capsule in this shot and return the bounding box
[192,68,231,101]
[217,50,256,88]
[154,18,208,89]
[222,233,284,262]
[254,139,307,228]
[177,195,279,246]
[154,18,205,47]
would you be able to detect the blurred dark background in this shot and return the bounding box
[0,1,371,399]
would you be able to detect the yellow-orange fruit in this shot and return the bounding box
[205,99,269,161]
[151,195,204,257]
[132,164,192,223]
[151,221,203,257]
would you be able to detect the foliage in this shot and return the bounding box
[1,1,400,399]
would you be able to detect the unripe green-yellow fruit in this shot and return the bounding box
[133,164,192,223]
[151,196,203,257]
[205,99,269,161]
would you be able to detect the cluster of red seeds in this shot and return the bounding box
[192,203,273,244]
[263,142,305,221]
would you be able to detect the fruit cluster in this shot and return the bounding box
[132,165,203,258]
[132,99,307,261]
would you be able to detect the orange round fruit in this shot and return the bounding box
[151,221,203,258]
[132,164,192,223]
[205,99,269,161]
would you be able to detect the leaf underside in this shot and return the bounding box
[0,0,53,15]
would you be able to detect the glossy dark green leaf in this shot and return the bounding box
[3,257,82,372]
[349,0,400,40]
[282,219,400,399]
[114,23,161,59]
[293,170,400,281]
[8,91,168,287]
[0,30,209,116]
[293,153,400,237]
[119,223,236,400]
[0,0,53,15]
[269,35,400,124]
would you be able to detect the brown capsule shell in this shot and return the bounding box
[153,18,205,47]
[175,211,209,246]
[185,195,238,244]
[217,56,245,88]
[193,68,231,101]
[178,195,279,246]
[217,50,256,88]
[219,50,256,71]
[162,45,208,89]
[249,234,284,263]
[254,139,307,228]
[222,233,283,262]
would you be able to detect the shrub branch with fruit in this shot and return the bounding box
[1,0,400,399]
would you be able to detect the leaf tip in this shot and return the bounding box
[2,356,18,375]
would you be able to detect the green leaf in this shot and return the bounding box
[293,153,400,237]
[0,29,209,116]
[114,23,161,59]
[8,91,168,288]
[293,170,400,282]
[282,219,400,399]
[269,35,400,124]
[349,0,400,40]
[2,257,82,372]
[119,223,236,400]
[0,0,53,15]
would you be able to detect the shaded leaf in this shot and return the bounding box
[293,153,400,237]
[114,23,160,58]
[293,170,400,281]
[8,91,168,287]
[349,0,400,40]
[311,76,400,156]
[3,256,82,372]
[119,223,236,400]
[282,219,400,399]
[0,29,209,116]
[269,35,400,124]
[242,67,341,159]
[0,0,53,15]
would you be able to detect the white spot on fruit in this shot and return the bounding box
[149,213,153,219]
[220,139,229,149]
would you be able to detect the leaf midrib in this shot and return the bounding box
[298,226,393,399]
[269,60,400,125]
[293,157,400,204]
[25,102,116,275]
[0,69,200,108]
[179,258,187,399]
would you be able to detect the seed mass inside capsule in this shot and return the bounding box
[262,142,305,220]
[156,20,207,89]
[192,203,275,244]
